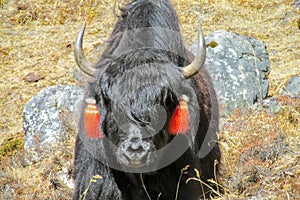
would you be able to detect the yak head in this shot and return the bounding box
[74,24,206,171]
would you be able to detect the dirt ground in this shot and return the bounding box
[0,0,299,199]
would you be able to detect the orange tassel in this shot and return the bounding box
[168,95,189,135]
[84,98,103,139]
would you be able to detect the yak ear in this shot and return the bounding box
[168,95,189,135]
[84,98,104,139]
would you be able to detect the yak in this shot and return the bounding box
[73,0,221,199]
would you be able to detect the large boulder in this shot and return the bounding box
[190,30,270,116]
[23,84,84,161]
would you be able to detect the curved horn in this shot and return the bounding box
[181,28,206,79]
[74,22,97,77]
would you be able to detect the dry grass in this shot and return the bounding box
[0,0,299,199]
[219,97,300,199]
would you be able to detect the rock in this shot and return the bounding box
[23,72,45,82]
[23,84,84,162]
[190,30,270,116]
[279,76,300,98]
[295,0,300,10]
[252,97,281,114]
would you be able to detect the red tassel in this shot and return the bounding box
[168,95,189,135]
[84,98,103,139]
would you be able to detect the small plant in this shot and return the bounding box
[186,168,223,199]
[0,136,23,160]
[175,165,190,200]
[80,174,103,200]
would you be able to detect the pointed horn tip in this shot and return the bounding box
[197,27,205,48]
[74,22,96,77]
[81,22,87,31]
[76,22,87,43]
[181,27,206,79]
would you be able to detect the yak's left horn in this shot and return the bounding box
[181,28,206,79]
[74,22,97,77]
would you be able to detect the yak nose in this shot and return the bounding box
[127,139,145,152]
[123,137,150,166]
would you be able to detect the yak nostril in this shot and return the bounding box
[127,143,144,153]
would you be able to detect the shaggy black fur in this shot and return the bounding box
[73,0,221,199]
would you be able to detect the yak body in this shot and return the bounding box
[73,0,221,199]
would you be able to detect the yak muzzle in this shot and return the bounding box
[118,137,153,167]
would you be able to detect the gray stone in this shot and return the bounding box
[23,84,84,161]
[252,97,281,114]
[190,30,270,116]
[280,76,300,98]
[296,0,300,10]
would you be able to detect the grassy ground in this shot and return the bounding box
[0,0,299,199]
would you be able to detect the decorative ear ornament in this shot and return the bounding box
[84,98,103,139]
[168,95,190,135]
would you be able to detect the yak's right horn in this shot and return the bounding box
[74,22,97,77]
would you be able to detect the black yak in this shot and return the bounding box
[73,0,221,199]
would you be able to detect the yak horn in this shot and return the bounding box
[181,28,206,79]
[74,22,97,77]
